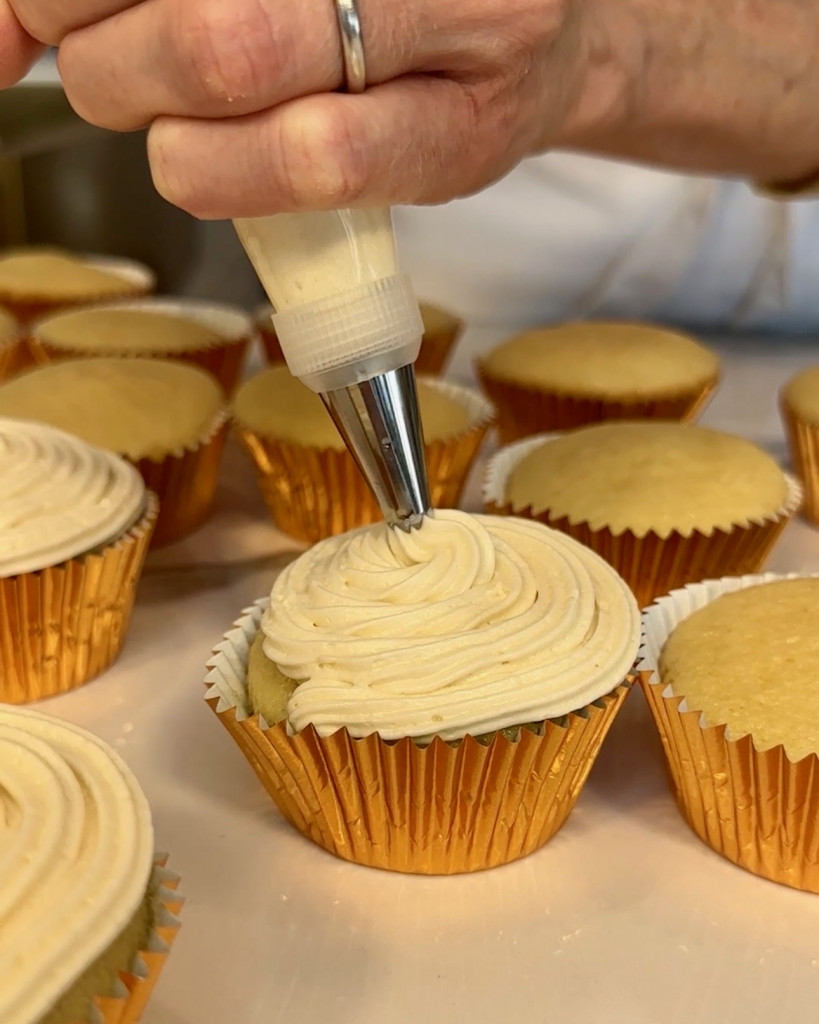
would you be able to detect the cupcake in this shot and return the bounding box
[234,365,493,543]
[31,298,253,394]
[255,301,463,376]
[780,366,819,525]
[0,247,155,323]
[485,422,801,607]
[0,704,181,1022]
[640,574,819,893]
[0,358,228,547]
[0,307,20,380]
[477,321,720,443]
[205,510,641,874]
[0,417,156,702]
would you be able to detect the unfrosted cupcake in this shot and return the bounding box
[485,422,800,606]
[0,247,155,323]
[0,358,228,547]
[0,307,20,380]
[234,365,493,543]
[205,510,641,874]
[255,300,463,376]
[641,574,819,892]
[477,321,720,442]
[31,299,253,393]
[780,366,819,525]
[0,417,157,702]
[0,704,181,1022]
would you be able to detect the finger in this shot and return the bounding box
[8,0,137,45]
[0,0,45,85]
[147,76,521,218]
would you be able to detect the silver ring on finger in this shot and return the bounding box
[334,0,367,93]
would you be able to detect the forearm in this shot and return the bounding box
[559,0,819,186]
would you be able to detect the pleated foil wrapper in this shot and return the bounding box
[781,398,819,526]
[204,601,632,875]
[30,298,252,393]
[237,379,494,544]
[639,573,819,894]
[0,493,158,704]
[484,434,802,608]
[475,366,719,444]
[93,856,183,1024]
[135,411,228,547]
[0,336,20,381]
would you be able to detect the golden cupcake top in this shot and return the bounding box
[499,422,789,538]
[659,578,819,761]
[782,366,819,425]
[257,509,641,741]
[0,357,225,461]
[0,417,146,577]
[0,704,154,1024]
[419,302,462,337]
[479,321,719,398]
[35,306,226,355]
[234,365,474,449]
[0,249,142,300]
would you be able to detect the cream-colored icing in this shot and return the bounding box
[0,705,153,1024]
[0,418,145,577]
[262,510,640,741]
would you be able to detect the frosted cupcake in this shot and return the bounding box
[0,704,181,1022]
[485,422,801,607]
[477,321,720,442]
[255,300,463,375]
[641,574,819,892]
[780,366,819,525]
[0,417,157,702]
[234,365,493,543]
[205,510,641,874]
[0,247,154,323]
[31,299,253,393]
[0,307,20,380]
[0,358,228,547]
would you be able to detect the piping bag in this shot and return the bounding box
[234,208,430,530]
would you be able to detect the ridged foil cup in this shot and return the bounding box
[236,379,494,544]
[0,494,158,704]
[30,298,252,394]
[484,434,802,608]
[780,397,819,526]
[0,255,155,325]
[639,573,819,893]
[135,410,228,547]
[476,366,719,444]
[204,601,632,875]
[95,856,182,1024]
[0,336,20,381]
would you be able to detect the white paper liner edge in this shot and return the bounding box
[204,600,267,721]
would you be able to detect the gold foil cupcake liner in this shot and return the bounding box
[484,434,802,608]
[0,493,158,704]
[476,366,719,444]
[781,398,819,526]
[0,336,20,381]
[94,856,183,1024]
[639,573,819,893]
[237,379,494,544]
[30,298,252,394]
[136,410,229,547]
[204,601,631,875]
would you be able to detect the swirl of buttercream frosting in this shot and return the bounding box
[0,705,154,1024]
[262,510,641,741]
[0,417,145,577]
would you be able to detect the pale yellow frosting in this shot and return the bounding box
[36,308,223,354]
[660,578,819,761]
[480,321,719,398]
[0,358,224,461]
[234,365,473,449]
[261,510,641,741]
[783,366,819,425]
[503,422,789,538]
[0,251,137,299]
[0,705,153,1024]
[0,417,145,577]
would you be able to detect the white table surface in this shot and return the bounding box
[39,329,819,1024]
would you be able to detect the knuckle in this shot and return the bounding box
[279,106,371,209]
[147,122,212,218]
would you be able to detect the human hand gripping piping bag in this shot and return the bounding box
[234,208,431,530]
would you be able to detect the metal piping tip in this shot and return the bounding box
[321,364,430,530]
